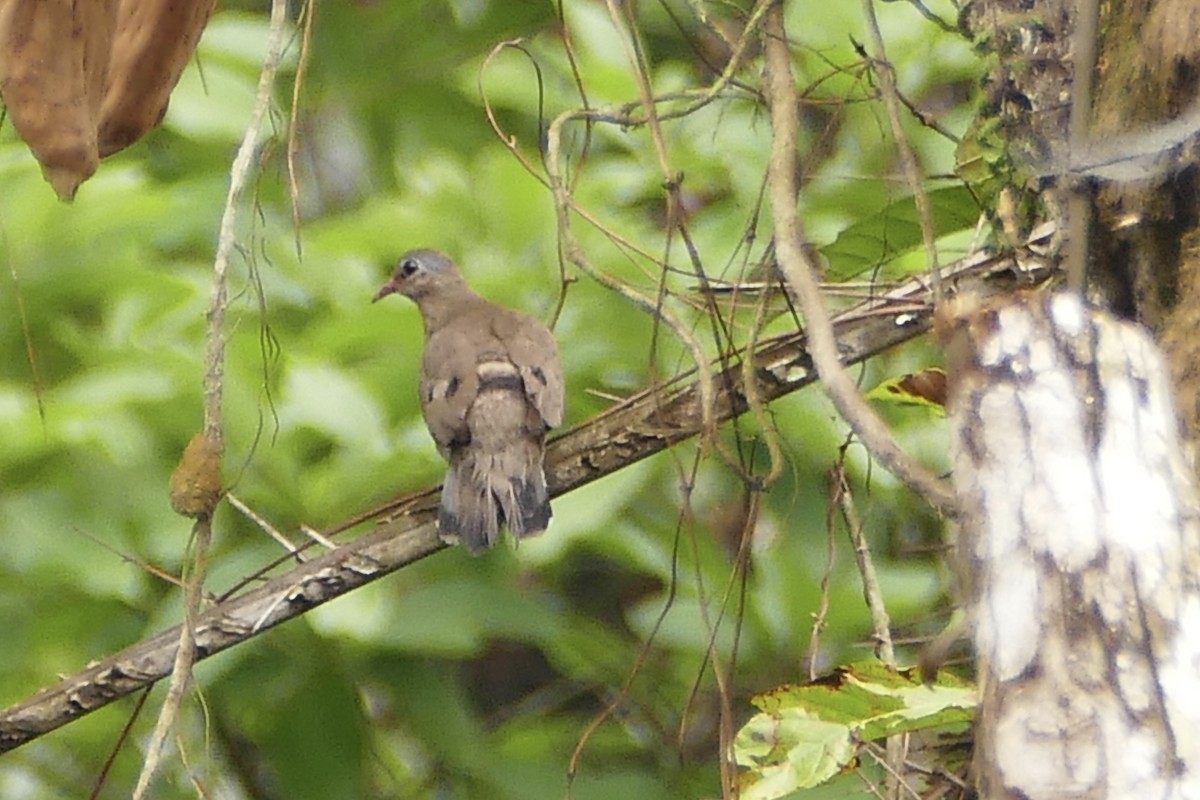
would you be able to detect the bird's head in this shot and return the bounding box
[373,249,462,303]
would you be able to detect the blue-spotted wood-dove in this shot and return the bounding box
[374,249,564,554]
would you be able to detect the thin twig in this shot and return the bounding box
[676,469,736,797]
[71,526,188,587]
[544,104,719,442]
[1065,0,1099,291]
[89,687,151,800]
[226,492,304,556]
[286,0,317,258]
[479,40,552,190]
[176,726,210,799]
[863,738,924,800]
[567,498,688,796]
[807,460,840,680]
[835,461,895,665]
[717,492,756,797]
[861,0,942,303]
[132,522,204,799]
[300,524,339,550]
[743,273,786,486]
[761,3,956,514]
[480,0,772,190]
[893,87,960,143]
[884,0,956,33]
[602,0,719,445]
[5,252,46,426]
[132,1,291,796]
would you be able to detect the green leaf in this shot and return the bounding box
[734,708,854,798]
[866,367,948,412]
[736,662,976,796]
[824,185,981,280]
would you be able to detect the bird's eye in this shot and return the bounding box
[400,258,419,277]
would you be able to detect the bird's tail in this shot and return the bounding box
[438,458,500,555]
[492,440,551,540]
[437,442,550,555]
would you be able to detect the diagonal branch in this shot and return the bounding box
[0,237,1053,753]
[762,3,957,513]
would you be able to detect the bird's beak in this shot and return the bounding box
[373,280,398,303]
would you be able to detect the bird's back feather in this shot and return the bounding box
[433,361,552,554]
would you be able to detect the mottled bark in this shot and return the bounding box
[944,291,1200,798]
[964,0,1200,441]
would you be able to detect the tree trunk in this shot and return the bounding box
[943,291,1200,798]
[956,1,1200,794]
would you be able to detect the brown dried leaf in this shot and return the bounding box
[0,0,114,200]
[98,0,217,157]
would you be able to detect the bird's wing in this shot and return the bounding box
[491,308,564,430]
[421,303,563,456]
[419,324,480,456]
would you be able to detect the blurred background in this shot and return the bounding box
[0,1,978,797]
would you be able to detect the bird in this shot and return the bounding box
[373,249,564,554]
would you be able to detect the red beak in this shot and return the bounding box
[373,280,398,303]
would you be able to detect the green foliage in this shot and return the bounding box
[735,662,975,799]
[824,185,981,280]
[0,0,979,797]
[866,367,948,414]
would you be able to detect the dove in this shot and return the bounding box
[373,249,564,554]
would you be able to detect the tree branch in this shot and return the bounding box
[0,236,1053,753]
[761,3,958,514]
[134,0,291,794]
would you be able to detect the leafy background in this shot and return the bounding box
[0,1,978,797]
